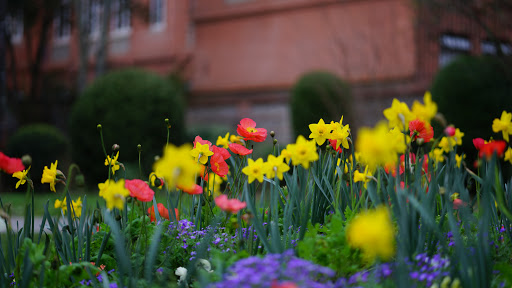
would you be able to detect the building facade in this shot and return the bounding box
[5,0,512,145]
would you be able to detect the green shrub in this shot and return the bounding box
[290,71,352,139]
[431,55,512,167]
[6,123,69,192]
[69,69,186,185]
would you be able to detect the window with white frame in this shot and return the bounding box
[481,40,512,55]
[111,0,131,36]
[6,11,23,45]
[53,0,72,44]
[439,34,471,67]
[149,0,165,30]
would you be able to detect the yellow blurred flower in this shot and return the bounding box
[346,206,395,262]
[286,136,319,169]
[430,148,445,163]
[55,197,83,218]
[41,160,58,192]
[190,143,214,165]
[216,132,231,149]
[383,99,414,130]
[455,154,465,168]
[242,158,265,183]
[505,147,512,164]
[98,179,130,210]
[354,166,372,189]
[452,128,464,146]
[492,111,512,142]
[154,144,200,190]
[355,122,399,171]
[411,91,437,123]
[229,134,244,145]
[13,166,30,189]
[438,137,455,153]
[105,151,120,175]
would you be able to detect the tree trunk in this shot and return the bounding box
[96,0,111,77]
[28,7,52,100]
[0,0,7,148]
[74,0,88,95]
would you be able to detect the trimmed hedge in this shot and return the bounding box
[6,123,70,192]
[69,69,186,185]
[290,71,352,139]
[431,55,512,167]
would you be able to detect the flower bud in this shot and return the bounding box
[75,174,85,187]
[273,139,278,145]
[112,144,120,152]
[21,154,32,166]
[165,118,171,128]
[444,126,456,137]
[270,131,275,138]
[97,124,102,131]
[137,144,142,152]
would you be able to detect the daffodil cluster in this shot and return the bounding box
[55,197,83,218]
[308,117,350,150]
[242,155,290,183]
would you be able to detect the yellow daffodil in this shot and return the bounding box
[309,118,333,146]
[98,179,130,210]
[229,134,244,145]
[190,143,214,165]
[430,148,445,163]
[438,137,456,153]
[264,155,290,180]
[206,174,223,197]
[355,122,398,171]
[242,158,265,183]
[452,128,464,146]
[41,160,58,192]
[216,132,230,149]
[504,147,512,164]
[330,117,350,150]
[383,99,414,130]
[55,197,83,218]
[411,91,437,123]
[492,111,512,142]
[153,144,200,190]
[280,148,292,164]
[105,151,120,174]
[286,135,319,169]
[354,166,372,189]
[388,127,407,154]
[455,154,465,168]
[346,206,395,262]
[13,166,30,189]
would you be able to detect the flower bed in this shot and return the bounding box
[1,92,512,287]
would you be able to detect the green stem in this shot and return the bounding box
[495,165,512,222]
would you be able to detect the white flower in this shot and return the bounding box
[175,267,188,287]
[197,259,213,273]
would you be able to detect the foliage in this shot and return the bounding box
[297,211,367,276]
[290,71,352,139]
[3,93,512,287]
[6,123,69,191]
[431,55,512,167]
[69,69,186,186]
